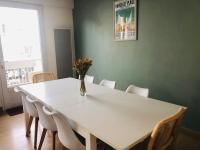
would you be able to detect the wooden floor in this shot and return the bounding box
[0,113,62,150]
[0,113,200,150]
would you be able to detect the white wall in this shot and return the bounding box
[43,5,74,76]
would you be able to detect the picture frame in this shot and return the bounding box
[114,0,137,41]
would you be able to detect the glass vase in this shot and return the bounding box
[79,75,86,96]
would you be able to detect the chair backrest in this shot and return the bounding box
[43,107,85,150]
[148,107,186,150]
[84,75,94,84]
[99,79,116,89]
[24,96,38,117]
[32,72,55,83]
[14,88,28,113]
[126,84,149,97]
[26,96,57,131]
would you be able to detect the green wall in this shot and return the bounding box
[74,0,200,131]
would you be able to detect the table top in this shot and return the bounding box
[19,78,182,150]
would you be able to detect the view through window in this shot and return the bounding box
[0,7,43,86]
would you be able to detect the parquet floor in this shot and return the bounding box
[0,113,62,150]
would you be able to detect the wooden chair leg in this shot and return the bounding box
[52,131,57,150]
[61,144,66,150]
[58,139,69,150]
[38,128,47,150]
[34,117,39,149]
[62,145,70,150]
[61,145,64,150]
[26,116,33,137]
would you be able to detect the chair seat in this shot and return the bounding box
[27,98,57,131]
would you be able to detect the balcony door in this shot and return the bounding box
[0,6,44,109]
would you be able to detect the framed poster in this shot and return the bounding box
[114,0,137,41]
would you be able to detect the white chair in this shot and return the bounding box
[99,79,116,89]
[15,73,55,149]
[24,96,39,149]
[84,75,94,84]
[126,84,149,97]
[43,107,85,150]
[26,96,57,150]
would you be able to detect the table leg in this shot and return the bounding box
[86,134,97,150]
[22,94,29,131]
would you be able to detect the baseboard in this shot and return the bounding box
[180,127,200,140]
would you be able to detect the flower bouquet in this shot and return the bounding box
[73,57,92,96]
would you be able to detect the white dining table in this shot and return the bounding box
[16,78,182,150]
